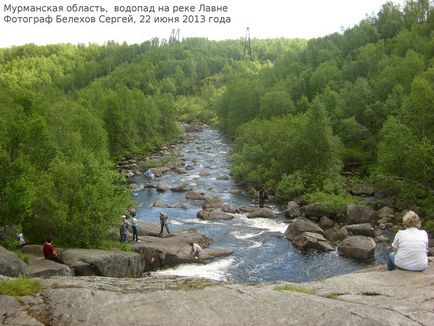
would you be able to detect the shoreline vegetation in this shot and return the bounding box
[0,1,432,272]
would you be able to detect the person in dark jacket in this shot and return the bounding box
[259,187,269,208]
[159,211,170,236]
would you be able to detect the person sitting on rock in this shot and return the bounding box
[159,211,170,236]
[189,242,202,259]
[387,211,428,271]
[43,237,65,264]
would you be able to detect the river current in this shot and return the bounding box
[133,128,386,283]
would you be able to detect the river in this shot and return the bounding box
[132,128,386,283]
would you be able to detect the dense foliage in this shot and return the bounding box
[216,0,434,221]
[0,0,433,247]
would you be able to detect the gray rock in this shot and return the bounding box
[19,245,44,257]
[197,210,233,220]
[170,183,191,192]
[152,200,172,208]
[344,223,376,237]
[247,208,277,219]
[372,206,395,224]
[25,258,73,277]
[293,232,334,252]
[62,249,144,278]
[346,203,374,224]
[304,202,334,218]
[338,236,376,260]
[0,246,26,277]
[185,191,206,200]
[324,226,348,243]
[284,217,325,241]
[202,196,224,210]
[286,201,302,219]
[350,184,374,196]
[222,204,238,214]
[0,295,43,325]
[216,175,229,180]
[238,206,257,213]
[319,216,334,229]
[156,183,170,192]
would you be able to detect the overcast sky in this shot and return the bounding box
[0,0,405,47]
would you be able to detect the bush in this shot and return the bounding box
[305,191,363,213]
[0,277,42,298]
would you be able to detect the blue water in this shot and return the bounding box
[132,128,385,283]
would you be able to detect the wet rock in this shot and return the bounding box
[156,183,170,192]
[202,196,224,210]
[319,216,334,229]
[304,202,334,218]
[338,236,376,260]
[293,232,334,252]
[346,203,374,225]
[284,217,325,241]
[185,191,206,200]
[123,170,135,178]
[25,258,73,277]
[374,235,390,243]
[247,208,277,219]
[170,183,191,192]
[174,167,188,174]
[222,204,238,214]
[62,249,144,278]
[199,171,211,177]
[372,206,395,224]
[152,200,172,208]
[185,165,195,171]
[344,223,376,237]
[0,246,26,277]
[238,206,257,213]
[286,201,302,219]
[324,226,348,243]
[197,210,233,220]
[216,175,229,180]
[350,184,374,196]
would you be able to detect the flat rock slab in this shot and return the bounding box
[24,258,73,277]
[0,295,43,325]
[38,267,434,326]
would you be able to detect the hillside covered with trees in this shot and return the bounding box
[0,0,432,248]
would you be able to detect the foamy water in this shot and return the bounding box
[235,215,288,233]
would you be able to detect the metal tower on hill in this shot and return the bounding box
[243,27,252,60]
[169,28,180,44]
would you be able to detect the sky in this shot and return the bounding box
[0,0,406,47]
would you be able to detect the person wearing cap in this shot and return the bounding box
[120,215,129,242]
[159,211,170,236]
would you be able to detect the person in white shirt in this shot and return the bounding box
[387,211,428,271]
[189,242,202,259]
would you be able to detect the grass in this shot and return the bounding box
[0,277,42,298]
[172,278,216,291]
[273,284,315,295]
[14,251,30,264]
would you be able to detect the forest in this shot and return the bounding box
[0,0,432,248]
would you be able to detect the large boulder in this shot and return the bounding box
[247,208,277,219]
[62,249,144,278]
[319,216,334,229]
[0,246,26,277]
[338,236,376,260]
[25,259,73,277]
[170,183,191,192]
[156,183,170,192]
[197,210,233,220]
[238,206,257,213]
[202,196,224,210]
[344,223,376,237]
[284,217,324,241]
[304,203,334,218]
[292,232,334,252]
[372,206,395,224]
[131,229,226,270]
[285,201,302,219]
[324,226,348,243]
[152,200,172,208]
[185,191,206,200]
[346,204,374,225]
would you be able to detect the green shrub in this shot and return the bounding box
[305,191,363,213]
[0,277,42,298]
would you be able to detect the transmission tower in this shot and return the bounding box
[243,27,252,60]
[169,28,180,44]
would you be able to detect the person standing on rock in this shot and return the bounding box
[189,242,202,259]
[120,215,129,242]
[259,187,269,208]
[130,209,139,242]
[387,211,428,271]
[159,211,170,236]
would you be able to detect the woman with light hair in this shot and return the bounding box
[387,211,428,271]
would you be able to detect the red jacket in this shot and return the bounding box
[43,242,55,259]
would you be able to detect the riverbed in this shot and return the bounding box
[132,128,386,283]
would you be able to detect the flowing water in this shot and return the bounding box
[133,128,387,283]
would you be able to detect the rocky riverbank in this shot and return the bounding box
[1,260,433,325]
